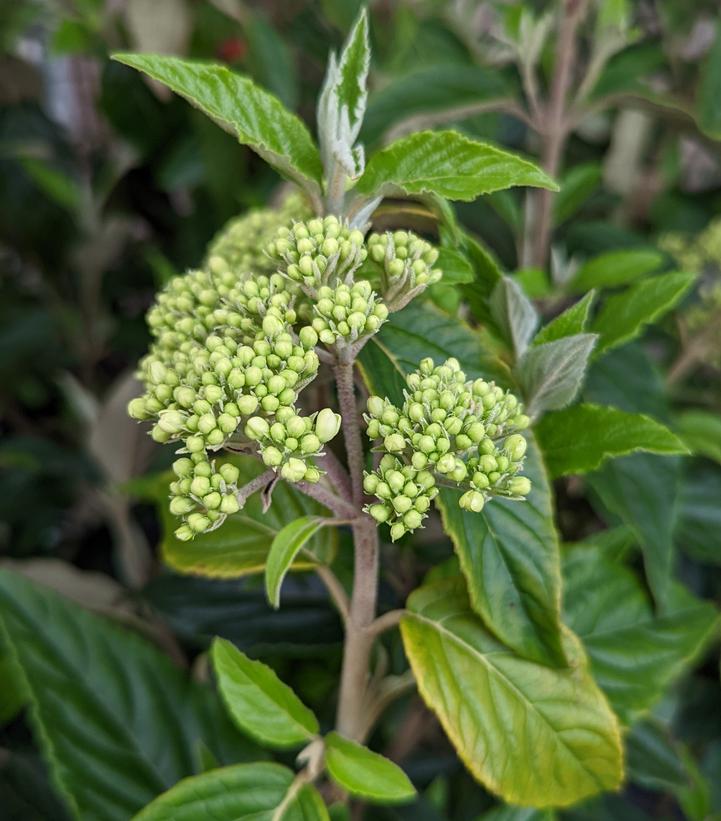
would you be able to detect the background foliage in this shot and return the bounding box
[2,1,721,818]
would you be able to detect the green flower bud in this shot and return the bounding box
[262,446,283,467]
[190,476,211,497]
[392,495,412,514]
[172,457,194,477]
[203,491,222,510]
[174,525,194,542]
[169,496,195,516]
[369,503,390,523]
[245,417,270,440]
[220,494,240,515]
[300,433,321,454]
[219,463,240,485]
[367,396,385,417]
[509,476,532,497]
[187,512,211,533]
[390,523,406,542]
[281,457,307,482]
[236,395,259,416]
[186,435,205,453]
[403,510,423,530]
[459,490,485,513]
[315,408,341,443]
[384,433,406,453]
[299,326,318,349]
[363,473,379,494]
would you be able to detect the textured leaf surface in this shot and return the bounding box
[569,249,663,293]
[592,272,695,355]
[489,275,538,357]
[533,291,595,346]
[626,719,689,792]
[400,578,623,808]
[324,733,416,803]
[563,547,718,722]
[0,571,257,821]
[536,404,688,477]
[355,131,557,201]
[436,437,565,666]
[211,639,318,748]
[358,301,508,405]
[265,517,326,608]
[112,54,322,193]
[134,762,328,820]
[678,466,721,566]
[516,334,597,417]
[133,457,335,578]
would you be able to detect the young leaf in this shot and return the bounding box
[436,247,475,284]
[111,54,323,200]
[436,436,566,667]
[134,762,328,821]
[0,571,257,821]
[533,291,595,345]
[675,410,721,465]
[265,516,327,609]
[400,578,623,808]
[568,249,663,293]
[536,403,688,478]
[563,547,719,723]
[354,130,558,202]
[324,732,416,803]
[489,276,538,357]
[130,456,336,578]
[592,272,695,355]
[211,638,319,748]
[317,8,370,180]
[515,333,597,418]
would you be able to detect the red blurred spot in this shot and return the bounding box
[217,38,246,63]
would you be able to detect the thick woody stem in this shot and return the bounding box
[333,350,366,507]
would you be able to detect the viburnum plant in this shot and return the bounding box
[105,8,716,819]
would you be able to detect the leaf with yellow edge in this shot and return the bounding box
[400,578,623,808]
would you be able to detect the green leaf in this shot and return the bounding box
[554,163,601,224]
[335,8,369,132]
[324,732,416,804]
[134,762,328,820]
[436,246,475,284]
[678,466,721,566]
[362,64,511,144]
[0,571,257,821]
[265,516,328,609]
[588,453,680,609]
[355,130,557,201]
[111,54,322,197]
[563,547,719,723]
[696,22,721,139]
[515,334,597,417]
[675,410,721,465]
[626,719,689,792]
[592,272,695,355]
[436,436,566,666]
[357,301,509,406]
[211,638,319,748]
[568,249,663,293]
[134,456,336,578]
[489,275,538,357]
[533,291,595,346]
[400,578,624,808]
[536,403,688,478]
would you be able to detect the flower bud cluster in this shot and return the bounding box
[206,192,309,278]
[266,216,367,289]
[169,455,242,540]
[366,230,442,308]
[363,357,531,539]
[244,407,341,483]
[311,280,389,345]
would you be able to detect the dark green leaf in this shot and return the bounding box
[626,719,689,792]
[357,301,509,405]
[533,292,595,346]
[324,732,416,803]
[675,410,721,465]
[0,571,257,821]
[211,638,319,748]
[134,762,328,820]
[489,275,538,357]
[355,131,557,201]
[536,403,688,478]
[436,247,474,284]
[436,436,566,666]
[111,54,322,197]
[563,547,718,722]
[678,466,721,566]
[554,163,602,225]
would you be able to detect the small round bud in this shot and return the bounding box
[245,417,270,440]
[384,433,406,453]
[369,504,390,523]
[508,476,532,497]
[220,494,240,515]
[219,463,240,485]
[315,408,342,443]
